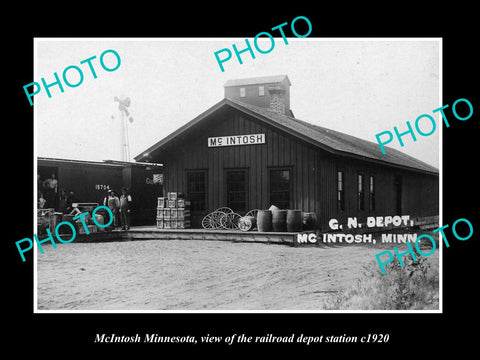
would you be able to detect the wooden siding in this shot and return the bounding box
[157,107,318,227]
[154,106,439,228]
[325,156,439,227]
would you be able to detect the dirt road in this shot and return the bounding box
[36,239,436,311]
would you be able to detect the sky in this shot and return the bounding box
[35,38,440,168]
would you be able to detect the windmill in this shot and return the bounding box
[114,96,134,162]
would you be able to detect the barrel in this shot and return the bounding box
[302,212,318,230]
[257,210,272,232]
[287,209,303,232]
[238,216,256,231]
[272,209,287,232]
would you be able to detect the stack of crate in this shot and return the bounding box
[156,192,191,229]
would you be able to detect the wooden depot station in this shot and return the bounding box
[44,75,440,245]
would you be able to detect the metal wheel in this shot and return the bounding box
[220,212,241,230]
[245,209,259,218]
[214,207,233,214]
[201,213,216,229]
[210,211,225,229]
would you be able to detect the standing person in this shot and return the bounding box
[107,190,120,230]
[103,190,111,207]
[119,187,132,230]
[43,173,58,209]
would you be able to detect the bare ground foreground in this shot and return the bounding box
[36,237,439,311]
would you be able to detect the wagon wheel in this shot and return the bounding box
[219,212,232,229]
[245,209,259,218]
[201,213,216,229]
[215,207,233,214]
[220,212,241,230]
[210,211,226,229]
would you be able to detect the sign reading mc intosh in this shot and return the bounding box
[208,133,265,147]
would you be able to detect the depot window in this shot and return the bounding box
[369,175,375,212]
[240,87,246,97]
[357,173,365,211]
[337,170,345,211]
[259,86,264,96]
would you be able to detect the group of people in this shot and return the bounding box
[103,188,133,231]
[38,172,133,231]
[38,173,79,214]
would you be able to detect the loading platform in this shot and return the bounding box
[60,226,297,246]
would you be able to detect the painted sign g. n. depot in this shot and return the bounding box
[295,215,421,246]
[208,133,265,147]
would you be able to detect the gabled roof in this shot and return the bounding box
[224,74,291,87]
[227,99,438,174]
[135,98,438,175]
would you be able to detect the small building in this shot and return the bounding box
[37,157,163,226]
[135,75,439,229]
[224,75,294,117]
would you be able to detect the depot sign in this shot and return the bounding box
[208,133,265,147]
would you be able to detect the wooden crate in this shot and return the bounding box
[157,197,165,208]
[176,199,185,208]
[177,209,184,219]
[171,208,178,219]
[167,192,177,200]
[167,199,176,208]
[177,220,190,229]
[163,208,171,219]
[156,219,163,228]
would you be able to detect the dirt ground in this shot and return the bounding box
[36,238,439,311]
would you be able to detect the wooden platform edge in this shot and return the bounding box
[58,228,296,246]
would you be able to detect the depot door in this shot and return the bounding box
[225,169,248,214]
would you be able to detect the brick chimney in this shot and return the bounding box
[268,85,286,115]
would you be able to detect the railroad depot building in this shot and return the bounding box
[135,75,439,229]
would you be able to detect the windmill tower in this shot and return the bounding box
[114,96,134,162]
